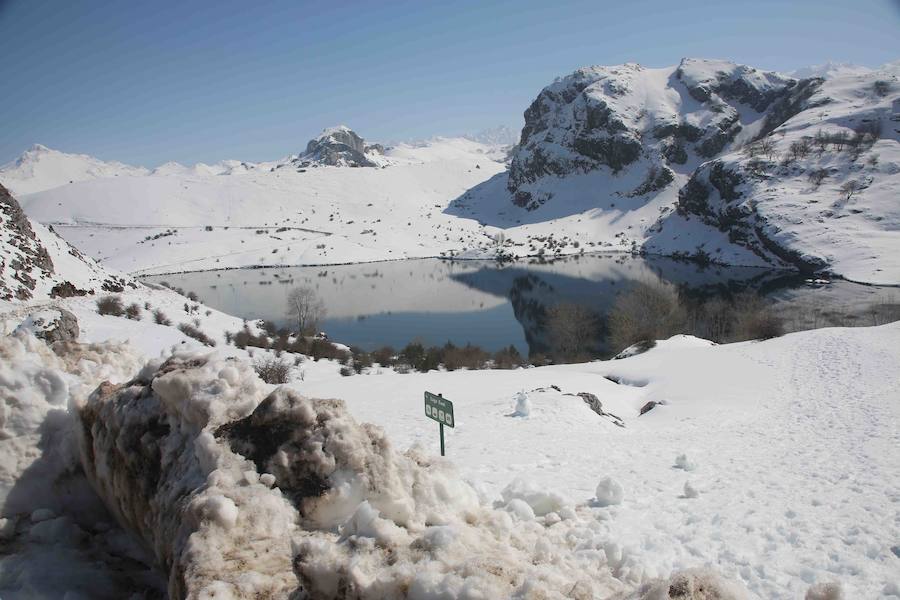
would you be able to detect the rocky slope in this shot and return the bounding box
[286,125,386,169]
[0,184,131,301]
[501,58,900,282]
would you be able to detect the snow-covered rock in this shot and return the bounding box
[290,125,385,168]
[497,57,900,282]
[0,184,133,301]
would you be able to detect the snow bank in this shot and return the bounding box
[74,349,756,598]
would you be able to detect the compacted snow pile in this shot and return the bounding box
[0,332,163,597]
[76,349,714,598]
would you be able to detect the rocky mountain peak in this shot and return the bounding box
[294,125,381,168]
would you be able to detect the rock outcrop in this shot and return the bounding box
[0,183,133,301]
[292,125,383,168]
[508,59,810,210]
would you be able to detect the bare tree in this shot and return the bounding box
[286,286,326,334]
[832,131,849,152]
[545,303,597,361]
[807,168,829,190]
[608,281,687,353]
[813,130,829,153]
[788,138,811,161]
[839,179,862,201]
[757,136,776,160]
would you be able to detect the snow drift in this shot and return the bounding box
[74,349,754,599]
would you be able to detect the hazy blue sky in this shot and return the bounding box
[1,0,897,167]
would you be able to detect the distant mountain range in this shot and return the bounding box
[2,58,897,285]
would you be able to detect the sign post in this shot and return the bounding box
[424,391,454,456]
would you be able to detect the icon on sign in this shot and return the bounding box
[438,410,445,421]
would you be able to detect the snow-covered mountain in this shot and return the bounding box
[281,125,388,169]
[463,125,520,147]
[6,60,900,284]
[451,57,899,284]
[0,183,132,301]
[0,144,149,196]
[790,61,873,80]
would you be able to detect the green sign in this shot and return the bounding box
[424,391,454,427]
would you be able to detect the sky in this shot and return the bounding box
[1,0,898,167]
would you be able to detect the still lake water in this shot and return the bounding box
[144,255,895,357]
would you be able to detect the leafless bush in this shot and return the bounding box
[546,303,599,361]
[177,323,216,347]
[254,355,292,384]
[124,303,142,320]
[788,138,811,161]
[608,281,687,354]
[839,179,862,201]
[730,293,784,340]
[807,168,829,189]
[152,309,172,326]
[96,295,125,316]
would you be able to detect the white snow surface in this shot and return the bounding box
[5,60,899,283]
[0,144,150,196]
[1,294,898,597]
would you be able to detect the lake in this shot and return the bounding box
[143,255,898,357]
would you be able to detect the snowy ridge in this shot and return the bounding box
[0,144,149,196]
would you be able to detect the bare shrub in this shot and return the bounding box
[124,303,142,320]
[254,355,292,384]
[152,309,172,326]
[608,281,687,353]
[807,168,829,190]
[372,346,395,366]
[493,345,524,369]
[839,179,862,201]
[286,286,326,334]
[730,293,784,340]
[788,138,811,161]
[873,80,891,96]
[546,303,598,361]
[178,323,216,347]
[96,295,125,316]
[443,343,490,370]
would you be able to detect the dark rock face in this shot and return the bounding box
[0,183,54,301]
[32,308,80,344]
[506,59,808,212]
[294,126,377,168]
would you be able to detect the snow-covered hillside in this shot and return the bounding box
[0,144,149,196]
[454,58,900,284]
[16,137,507,275]
[0,184,132,301]
[2,303,897,598]
[6,60,899,284]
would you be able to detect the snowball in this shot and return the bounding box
[674,453,697,471]
[805,582,844,600]
[505,498,536,521]
[500,477,569,516]
[512,391,530,417]
[594,477,624,507]
[683,481,700,499]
